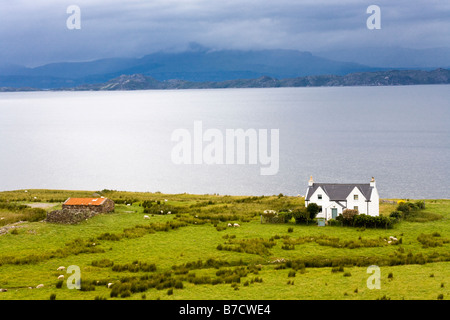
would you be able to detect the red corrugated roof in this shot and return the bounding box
[64,198,107,206]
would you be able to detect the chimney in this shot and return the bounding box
[308,176,314,187]
[370,177,376,187]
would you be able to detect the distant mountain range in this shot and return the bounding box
[0,48,382,89]
[0,46,449,91]
[1,68,448,92]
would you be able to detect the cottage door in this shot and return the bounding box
[331,208,338,219]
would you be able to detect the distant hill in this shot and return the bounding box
[0,48,380,89]
[63,68,449,91]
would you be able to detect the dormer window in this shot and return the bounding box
[318,194,322,200]
[354,195,358,200]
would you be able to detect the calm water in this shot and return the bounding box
[0,85,449,199]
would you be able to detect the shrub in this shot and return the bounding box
[331,266,344,273]
[278,211,293,223]
[306,203,320,220]
[97,233,121,241]
[112,261,157,272]
[353,214,394,229]
[341,209,358,226]
[80,281,95,292]
[327,219,341,227]
[91,258,114,268]
[49,293,56,300]
[389,211,403,220]
[292,208,309,224]
[417,233,449,248]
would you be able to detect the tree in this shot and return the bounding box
[306,203,320,220]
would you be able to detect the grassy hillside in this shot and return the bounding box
[0,189,448,300]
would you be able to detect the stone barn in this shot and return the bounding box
[62,197,115,213]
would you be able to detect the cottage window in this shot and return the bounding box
[318,194,322,200]
[354,206,359,212]
[318,206,322,213]
[354,194,358,200]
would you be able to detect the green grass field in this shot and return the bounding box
[0,189,448,300]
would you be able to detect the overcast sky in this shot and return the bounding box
[1,0,449,67]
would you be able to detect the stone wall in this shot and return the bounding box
[46,208,98,224]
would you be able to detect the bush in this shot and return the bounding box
[91,258,114,268]
[341,209,358,226]
[389,211,403,220]
[306,203,320,220]
[292,208,309,224]
[353,214,394,229]
[278,211,293,223]
[417,233,449,248]
[327,219,341,227]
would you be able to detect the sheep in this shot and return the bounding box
[36,284,44,289]
[107,283,114,288]
[233,223,240,227]
[57,266,65,271]
[0,289,7,292]
[144,215,150,219]
[58,275,64,280]
[228,223,232,227]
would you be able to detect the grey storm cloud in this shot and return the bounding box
[0,0,449,66]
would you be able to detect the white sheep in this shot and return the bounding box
[228,223,232,227]
[57,266,65,271]
[144,215,150,219]
[36,284,44,289]
[233,223,240,227]
[58,275,64,280]
[107,283,114,288]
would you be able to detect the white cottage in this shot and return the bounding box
[304,176,379,220]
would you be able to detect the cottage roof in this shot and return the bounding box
[305,183,373,201]
[63,198,107,206]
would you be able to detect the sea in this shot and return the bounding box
[0,85,449,199]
